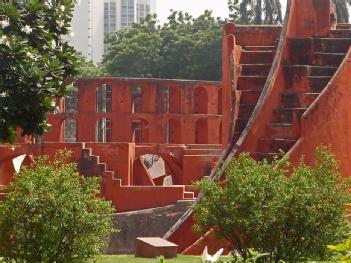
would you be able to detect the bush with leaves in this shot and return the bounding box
[0,150,115,263]
[193,146,351,262]
[0,0,79,143]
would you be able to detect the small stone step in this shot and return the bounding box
[330,29,351,38]
[240,90,261,105]
[313,38,351,53]
[237,76,267,91]
[308,76,331,92]
[240,50,275,64]
[238,104,256,119]
[312,52,345,66]
[280,92,319,108]
[273,108,306,123]
[257,138,297,153]
[266,123,298,139]
[336,24,351,30]
[243,45,276,51]
[240,64,271,76]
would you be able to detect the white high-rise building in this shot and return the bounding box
[69,0,104,64]
[104,0,156,52]
[69,0,156,64]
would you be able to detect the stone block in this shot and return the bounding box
[135,237,178,259]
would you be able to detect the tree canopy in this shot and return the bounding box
[101,11,223,81]
[193,146,350,262]
[0,0,78,143]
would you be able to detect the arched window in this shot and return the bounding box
[195,118,208,144]
[96,84,112,113]
[131,86,142,113]
[64,86,78,113]
[64,118,77,142]
[156,86,170,113]
[194,86,208,114]
[132,119,149,143]
[166,119,181,144]
[170,86,181,114]
[96,118,112,142]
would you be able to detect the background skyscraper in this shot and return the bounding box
[69,0,156,64]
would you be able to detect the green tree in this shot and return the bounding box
[0,150,114,263]
[102,14,162,78]
[228,0,283,24]
[159,10,223,80]
[102,11,223,81]
[193,146,350,262]
[334,0,351,23]
[0,0,79,143]
[77,52,105,77]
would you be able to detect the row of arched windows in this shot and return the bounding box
[63,118,218,144]
[64,85,212,114]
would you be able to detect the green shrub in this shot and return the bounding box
[328,238,351,262]
[0,150,115,263]
[193,146,350,262]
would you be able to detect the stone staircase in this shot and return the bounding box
[234,44,277,142]
[252,24,351,161]
[78,144,197,206]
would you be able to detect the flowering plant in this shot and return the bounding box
[0,0,79,143]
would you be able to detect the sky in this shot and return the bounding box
[156,0,288,24]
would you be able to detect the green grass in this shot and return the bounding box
[97,255,230,263]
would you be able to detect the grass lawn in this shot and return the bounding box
[97,255,231,262]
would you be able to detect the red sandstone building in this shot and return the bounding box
[1,0,351,255]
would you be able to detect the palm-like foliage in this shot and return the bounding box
[228,0,283,25]
[334,0,351,23]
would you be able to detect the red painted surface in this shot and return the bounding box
[288,48,351,176]
[44,78,222,145]
[165,0,351,255]
[2,0,351,255]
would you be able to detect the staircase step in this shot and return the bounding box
[312,52,345,66]
[241,64,271,76]
[266,123,298,139]
[238,104,256,119]
[258,138,297,153]
[186,144,222,150]
[308,76,331,92]
[273,108,306,123]
[240,50,275,64]
[243,45,276,51]
[237,76,267,91]
[309,65,338,76]
[280,92,319,108]
[183,191,195,199]
[313,38,351,53]
[183,149,223,155]
[336,24,351,30]
[235,118,249,132]
[240,90,261,105]
[330,29,351,38]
